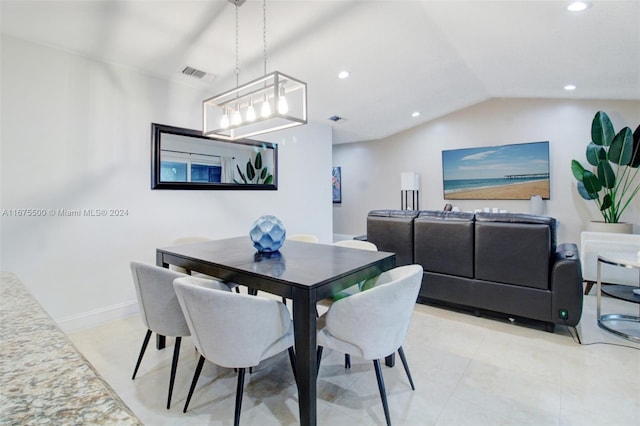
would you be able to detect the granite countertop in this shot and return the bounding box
[0,272,142,425]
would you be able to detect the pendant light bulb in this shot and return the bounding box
[246,98,256,122]
[277,86,289,114]
[220,108,230,129]
[231,104,242,126]
[261,94,272,118]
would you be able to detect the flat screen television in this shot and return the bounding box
[442,141,550,200]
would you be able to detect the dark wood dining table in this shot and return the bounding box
[156,236,396,426]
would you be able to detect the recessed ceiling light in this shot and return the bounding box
[564,84,577,91]
[412,111,421,118]
[567,1,591,12]
[338,71,349,79]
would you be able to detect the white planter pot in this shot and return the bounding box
[585,221,633,234]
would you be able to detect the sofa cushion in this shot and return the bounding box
[474,213,555,290]
[366,210,418,266]
[414,211,475,278]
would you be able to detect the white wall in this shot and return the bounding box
[0,35,333,331]
[333,98,640,244]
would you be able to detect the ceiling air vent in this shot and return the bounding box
[329,115,343,122]
[182,66,208,79]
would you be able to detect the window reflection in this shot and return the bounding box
[160,161,187,182]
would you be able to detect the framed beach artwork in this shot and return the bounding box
[332,166,342,203]
[442,141,550,200]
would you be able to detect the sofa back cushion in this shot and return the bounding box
[414,211,475,278]
[474,213,555,290]
[367,210,418,266]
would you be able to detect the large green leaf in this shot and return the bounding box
[585,143,606,167]
[571,160,585,181]
[582,170,601,194]
[264,174,273,185]
[600,193,612,210]
[254,151,262,169]
[630,125,640,168]
[608,127,633,165]
[236,164,247,183]
[591,111,615,146]
[596,160,616,189]
[246,161,255,181]
[260,168,268,180]
[576,182,597,200]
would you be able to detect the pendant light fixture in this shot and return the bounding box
[203,0,307,141]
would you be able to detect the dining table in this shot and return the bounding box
[156,236,396,426]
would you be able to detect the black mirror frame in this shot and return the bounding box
[151,123,278,190]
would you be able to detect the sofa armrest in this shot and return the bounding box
[550,243,583,326]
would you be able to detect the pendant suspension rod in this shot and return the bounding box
[263,0,267,75]
[235,0,240,88]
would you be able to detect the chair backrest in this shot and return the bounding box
[474,213,555,290]
[325,264,423,360]
[366,210,418,266]
[173,277,293,368]
[130,261,193,337]
[287,234,320,243]
[333,240,378,251]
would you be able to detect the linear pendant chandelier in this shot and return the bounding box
[203,0,307,141]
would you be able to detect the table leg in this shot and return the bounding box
[292,288,317,426]
[596,259,602,326]
[155,253,170,350]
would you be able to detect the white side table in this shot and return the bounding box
[581,232,640,294]
[596,251,640,343]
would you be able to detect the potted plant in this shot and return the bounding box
[235,151,273,184]
[571,111,640,232]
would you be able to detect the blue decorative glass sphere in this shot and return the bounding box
[249,215,286,253]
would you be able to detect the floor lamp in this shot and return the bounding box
[401,172,420,210]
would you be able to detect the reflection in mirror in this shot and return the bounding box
[151,123,277,190]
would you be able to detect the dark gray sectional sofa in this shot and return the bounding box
[366,210,583,330]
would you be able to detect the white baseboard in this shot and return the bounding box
[57,299,139,334]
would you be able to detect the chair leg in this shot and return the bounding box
[132,329,152,380]
[344,354,351,369]
[316,346,324,377]
[584,281,595,295]
[234,368,246,426]
[287,346,297,381]
[373,359,392,426]
[167,336,182,409]
[183,355,205,413]
[397,346,415,391]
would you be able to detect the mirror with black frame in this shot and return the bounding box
[151,123,278,190]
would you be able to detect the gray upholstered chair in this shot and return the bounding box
[173,276,296,425]
[287,233,320,243]
[130,261,226,409]
[316,264,423,426]
[331,240,378,299]
[318,239,378,368]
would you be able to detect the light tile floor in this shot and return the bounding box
[69,293,640,425]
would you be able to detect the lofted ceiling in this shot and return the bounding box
[1,0,639,144]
